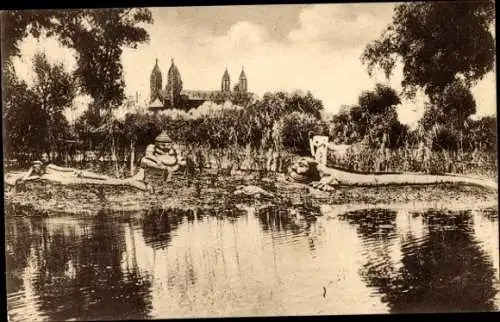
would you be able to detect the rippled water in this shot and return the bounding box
[5,204,500,320]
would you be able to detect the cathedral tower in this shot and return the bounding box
[238,66,247,93]
[166,58,183,109]
[150,58,162,101]
[221,68,231,93]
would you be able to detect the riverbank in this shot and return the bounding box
[4,171,498,217]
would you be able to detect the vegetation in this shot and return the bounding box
[4,52,76,162]
[328,84,408,149]
[2,4,497,179]
[361,1,495,99]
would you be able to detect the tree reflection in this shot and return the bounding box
[338,209,397,241]
[353,209,498,313]
[5,215,37,295]
[22,210,154,321]
[140,207,188,249]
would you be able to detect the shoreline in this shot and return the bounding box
[4,173,498,218]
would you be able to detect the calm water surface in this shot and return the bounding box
[6,204,500,320]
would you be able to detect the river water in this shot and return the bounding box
[5,203,500,320]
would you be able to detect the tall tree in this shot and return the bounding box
[3,53,75,161]
[3,65,46,161]
[31,51,77,158]
[361,1,495,100]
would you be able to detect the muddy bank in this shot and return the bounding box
[4,172,498,217]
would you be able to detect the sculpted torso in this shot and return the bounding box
[141,142,186,172]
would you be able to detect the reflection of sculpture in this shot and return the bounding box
[140,131,186,175]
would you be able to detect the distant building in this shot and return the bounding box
[149,58,256,111]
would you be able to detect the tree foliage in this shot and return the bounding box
[3,53,75,160]
[3,66,46,158]
[2,8,153,123]
[329,84,407,148]
[466,116,497,152]
[273,112,327,155]
[420,79,477,131]
[361,1,495,100]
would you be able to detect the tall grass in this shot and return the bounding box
[329,146,497,179]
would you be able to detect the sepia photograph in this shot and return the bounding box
[2,1,498,320]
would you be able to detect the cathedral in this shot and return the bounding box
[149,58,255,111]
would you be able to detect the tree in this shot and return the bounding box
[465,116,497,152]
[3,66,47,161]
[358,84,400,116]
[1,10,56,66]
[329,105,369,144]
[286,91,324,119]
[3,53,75,161]
[420,79,476,131]
[31,52,77,158]
[361,1,495,100]
[419,79,477,151]
[329,84,406,148]
[2,9,153,124]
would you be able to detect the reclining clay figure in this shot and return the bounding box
[13,154,148,191]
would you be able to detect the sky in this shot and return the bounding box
[11,3,497,127]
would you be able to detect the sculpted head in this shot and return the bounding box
[41,153,49,163]
[32,160,44,176]
[290,157,321,181]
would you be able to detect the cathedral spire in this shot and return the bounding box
[239,65,246,79]
[221,67,231,92]
[238,65,247,93]
[150,58,162,102]
[167,57,182,109]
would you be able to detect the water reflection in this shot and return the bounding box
[5,217,36,295]
[340,208,499,313]
[140,208,187,249]
[6,209,153,321]
[257,204,320,234]
[5,203,499,320]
